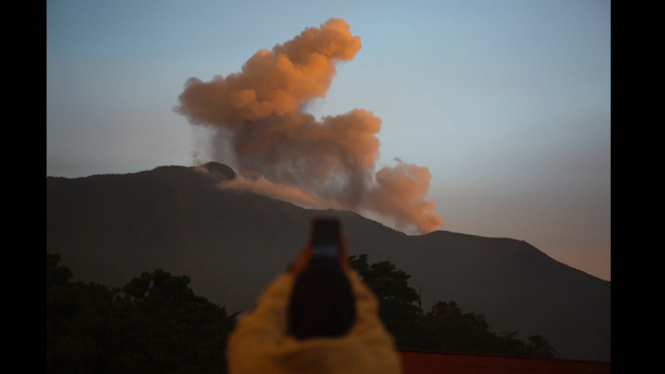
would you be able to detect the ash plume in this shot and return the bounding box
[175,18,443,234]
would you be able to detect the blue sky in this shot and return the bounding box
[47,0,611,280]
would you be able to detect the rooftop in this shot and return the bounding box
[397,350,610,374]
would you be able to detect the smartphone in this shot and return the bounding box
[311,218,340,259]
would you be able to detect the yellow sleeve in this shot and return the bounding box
[344,270,403,374]
[226,273,295,374]
[226,270,403,374]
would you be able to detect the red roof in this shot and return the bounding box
[397,350,610,374]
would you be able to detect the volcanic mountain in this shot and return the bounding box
[46,162,610,362]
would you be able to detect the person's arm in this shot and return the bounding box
[226,273,294,373]
[227,239,402,374]
[344,270,403,373]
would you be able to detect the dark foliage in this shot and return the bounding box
[349,254,422,347]
[46,164,610,361]
[349,254,557,357]
[47,251,557,374]
[47,254,237,374]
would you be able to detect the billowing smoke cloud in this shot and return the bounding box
[221,175,330,210]
[175,18,443,234]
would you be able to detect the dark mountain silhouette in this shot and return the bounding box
[46,162,610,362]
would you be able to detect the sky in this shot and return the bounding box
[47,0,611,280]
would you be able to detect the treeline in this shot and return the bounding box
[47,253,556,374]
[349,254,557,357]
[47,254,236,374]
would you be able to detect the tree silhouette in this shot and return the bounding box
[111,269,237,373]
[349,254,558,357]
[47,254,237,374]
[47,253,73,286]
[47,254,119,373]
[349,254,422,347]
[525,334,558,358]
[47,251,557,374]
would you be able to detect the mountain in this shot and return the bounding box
[46,162,610,362]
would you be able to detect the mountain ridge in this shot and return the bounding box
[46,162,610,361]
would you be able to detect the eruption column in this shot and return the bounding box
[175,18,443,234]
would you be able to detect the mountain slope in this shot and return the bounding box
[46,162,610,361]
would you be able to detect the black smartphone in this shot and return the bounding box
[310,218,340,259]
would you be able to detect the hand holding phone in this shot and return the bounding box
[289,217,349,275]
[311,218,340,259]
